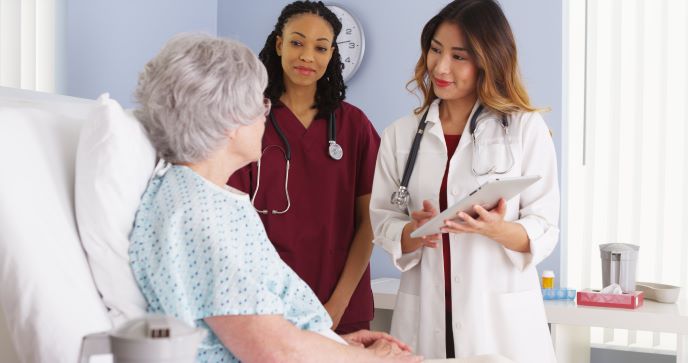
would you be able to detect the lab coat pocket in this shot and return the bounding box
[491,289,555,363]
[390,291,420,353]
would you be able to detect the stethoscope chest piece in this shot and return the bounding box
[326,113,343,160]
[328,141,343,160]
[390,186,410,210]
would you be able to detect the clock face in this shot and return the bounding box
[326,4,365,83]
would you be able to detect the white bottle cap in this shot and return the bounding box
[542,270,555,278]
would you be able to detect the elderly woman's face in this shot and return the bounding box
[275,13,335,88]
[232,110,267,165]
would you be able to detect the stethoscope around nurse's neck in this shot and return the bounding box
[389,104,515,211]
[251,110,343,215]
[268,110,343,161]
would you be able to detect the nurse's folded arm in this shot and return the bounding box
[205,314,422,363]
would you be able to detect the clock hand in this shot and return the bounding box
[337,40,350,44]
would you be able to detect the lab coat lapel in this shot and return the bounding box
[447,101,482,189]
[424,99,482,157]
[422,100,445,148]
[454,100,482,157]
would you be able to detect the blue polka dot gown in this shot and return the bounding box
[129,165,331,363]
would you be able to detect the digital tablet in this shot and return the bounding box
[410,175,541,238]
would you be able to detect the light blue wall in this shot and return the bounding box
[65,0,218,107]
[218,0,563,280]
[64,0,562,280]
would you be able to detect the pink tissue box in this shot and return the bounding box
[576,289,644,309]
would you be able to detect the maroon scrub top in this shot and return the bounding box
[227,101,380,327]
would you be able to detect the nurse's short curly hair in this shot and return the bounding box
[134,33,268,164]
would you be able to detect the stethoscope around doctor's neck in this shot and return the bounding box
[390,104,515,210]
[251,110,343,215]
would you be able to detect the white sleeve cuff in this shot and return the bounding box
[505,216,558,271]
[372,219,422,272]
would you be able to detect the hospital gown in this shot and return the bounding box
[129,165,331,363]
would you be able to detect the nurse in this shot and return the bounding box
[370,0,559,361]
[228,1,380,334]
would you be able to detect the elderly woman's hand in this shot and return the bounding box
[365,338,423,362]
[341,330,412,351]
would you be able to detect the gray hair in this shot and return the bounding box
[134,33,268,163]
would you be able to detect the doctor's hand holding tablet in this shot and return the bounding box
[401,200,442,252]
[409,175,542,246]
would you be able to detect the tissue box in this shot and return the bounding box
[576,289,644,309]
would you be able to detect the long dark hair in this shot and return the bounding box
[259,1,346,116]
[408,0,538,115]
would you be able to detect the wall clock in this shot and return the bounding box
[326,4,366,83]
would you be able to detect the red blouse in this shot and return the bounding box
[440,134,461,311]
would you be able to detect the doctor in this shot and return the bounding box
[370,0,559,361]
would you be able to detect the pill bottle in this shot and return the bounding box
[542,270,555,289]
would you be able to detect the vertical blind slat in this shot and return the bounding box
[653,0,669,283]
[581,0,598,289]
[629,0,645,278]
[665,0,688,298]
[681,0,688,302]
[608,0,621,247]
[0,0,53,92]
[35,0,54,91]
[20,0,36,90]
[0,0,21,88]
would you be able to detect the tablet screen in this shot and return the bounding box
[410,175,541,238]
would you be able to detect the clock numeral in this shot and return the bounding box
[326,5,363,82]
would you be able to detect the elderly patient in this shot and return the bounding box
[128,34,421,363]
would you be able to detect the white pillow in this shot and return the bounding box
[75,94,155,326]
[0,96,112,363]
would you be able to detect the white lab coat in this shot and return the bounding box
[370,99,559,362]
